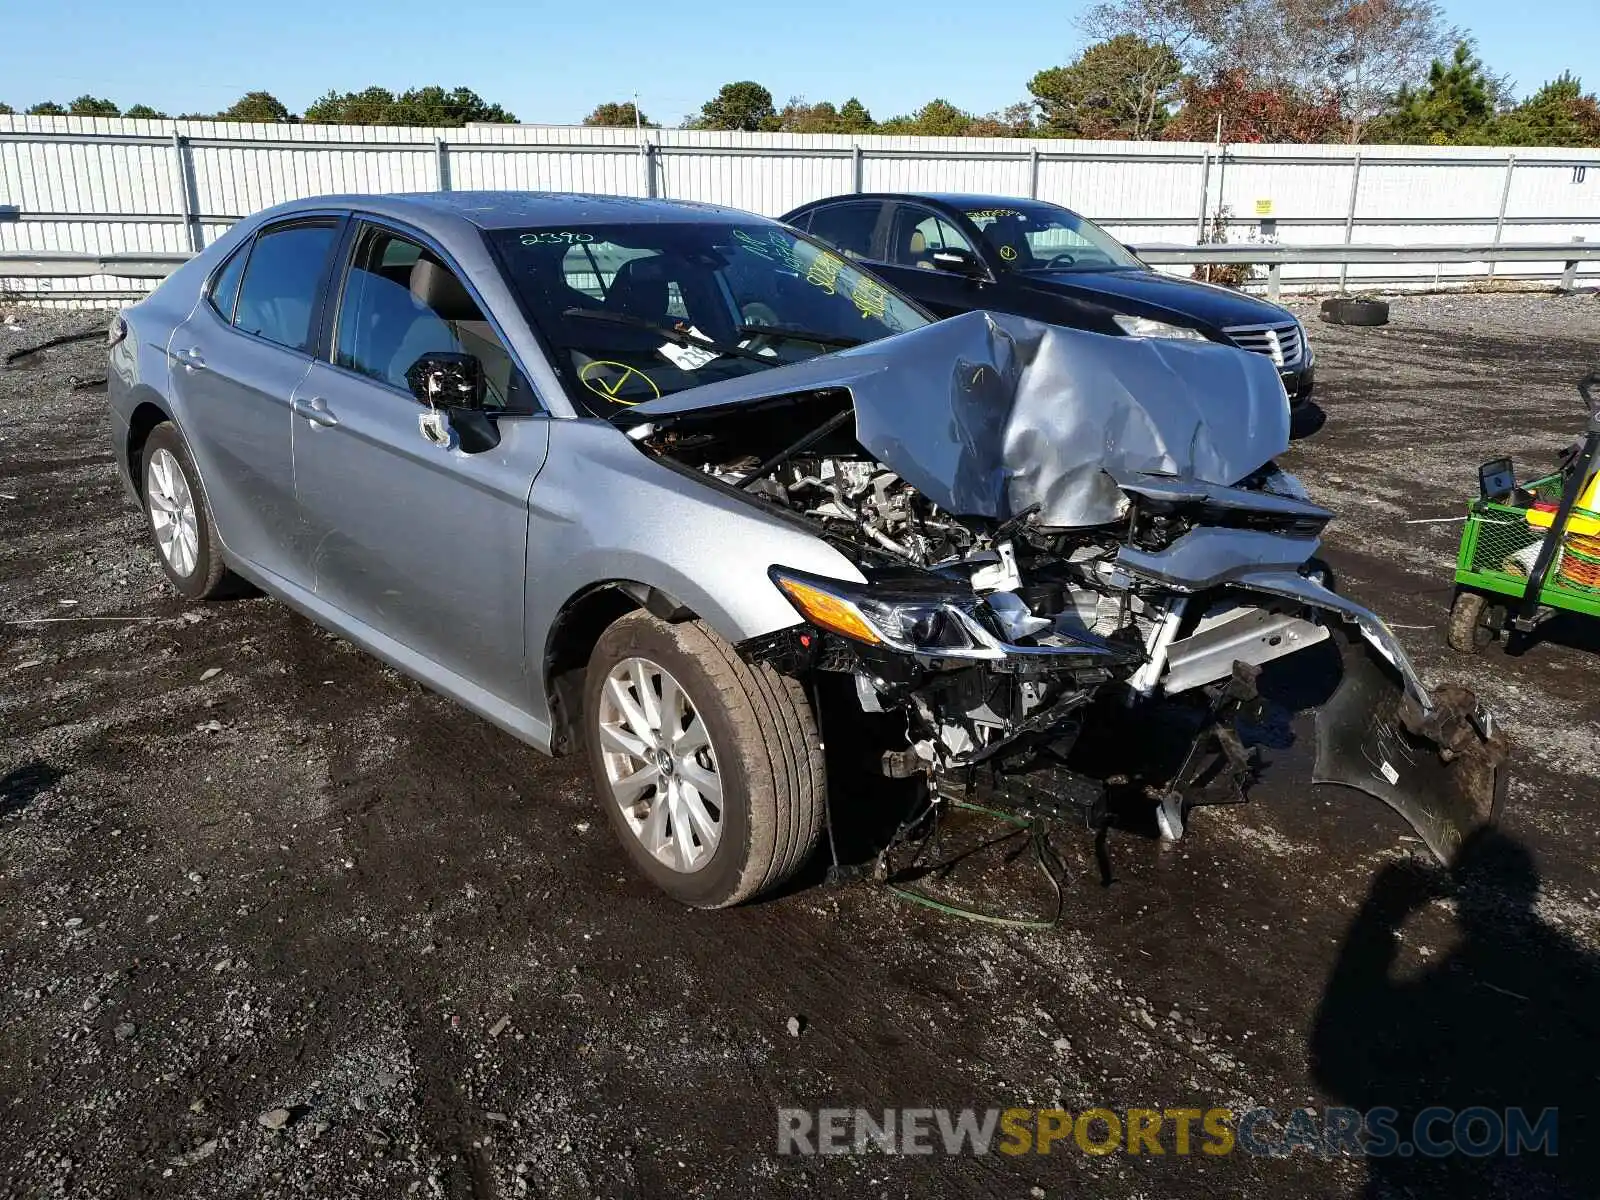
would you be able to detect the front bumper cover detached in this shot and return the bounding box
[1313,649,1508,864]
[1222,569,1509,864]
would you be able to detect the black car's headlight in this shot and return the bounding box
[1111,314,1208,341]
[769,567,1004,660]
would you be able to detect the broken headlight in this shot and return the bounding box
[769,567,1005,660]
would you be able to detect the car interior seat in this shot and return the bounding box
[604,256,673,325]
[893,221,935,270]
[401,256,513,403]
[604,254,738,347]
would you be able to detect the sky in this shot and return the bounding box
[2,0,1597,127]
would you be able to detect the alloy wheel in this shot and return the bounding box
[147,447,199,578]
[595,656,723,874]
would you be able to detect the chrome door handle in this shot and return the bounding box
[291,396,339,428]
[173,346,206,371]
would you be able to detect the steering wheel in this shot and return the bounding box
[739,301,783,353]
[1044,252,1077,268]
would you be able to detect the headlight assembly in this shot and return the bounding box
[770,568,1005,660]
[1112,314,1208,341]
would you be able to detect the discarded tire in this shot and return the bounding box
[1321,296,1389,327]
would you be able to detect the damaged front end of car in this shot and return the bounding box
[618,311,1509,864]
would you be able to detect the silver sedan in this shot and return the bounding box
[108,191,1506,907]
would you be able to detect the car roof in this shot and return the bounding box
[792,192,1058,213]
[263,191,773,231]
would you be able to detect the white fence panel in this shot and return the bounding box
[0,136,179,217]
[661,147,854,215]
[449,146,646,196]
[1040,156,1203,225]
[4,115,1600,304]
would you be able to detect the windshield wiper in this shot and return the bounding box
[738,323,862,349]
[560,307,777,367]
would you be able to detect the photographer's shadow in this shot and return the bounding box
[1309,830,1600,1197]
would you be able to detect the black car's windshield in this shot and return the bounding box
[958,200,1143,274]
[490,222,928,414]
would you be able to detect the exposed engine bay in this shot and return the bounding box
[618,312,1509,864]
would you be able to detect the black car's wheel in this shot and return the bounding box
[583,611,825,908]
[140,422,231,601]
[1321,296,1389,327]
[1446,590,1497,654]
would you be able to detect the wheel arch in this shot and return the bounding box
[125,396,175,499]
[543,580,700,756]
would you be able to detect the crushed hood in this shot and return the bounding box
[625,310,1290,528]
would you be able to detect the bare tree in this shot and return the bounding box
[1080,0,1215,73]
[1085,0,1456,141]
[1080,0,1289,82]
[1285,0,1458,140]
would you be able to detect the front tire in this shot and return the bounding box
[582,611,825,908]
[140,422,229,601]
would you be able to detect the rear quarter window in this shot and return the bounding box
[206,241,251,322]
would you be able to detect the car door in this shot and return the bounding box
[874,203,995,319]
[167,217,343,585]
[289,218,549,707]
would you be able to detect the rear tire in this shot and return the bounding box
[140,422,231,601]
[1447,590,1495,654]
[582,611,825,908]
[1320,296,1389,327]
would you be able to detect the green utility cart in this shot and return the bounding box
[1449,373,1600,652]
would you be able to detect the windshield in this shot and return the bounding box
[958,201,1143,274]
[489,222,928,414]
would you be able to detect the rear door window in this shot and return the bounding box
[232,220,340,352]
[804,202,884,262]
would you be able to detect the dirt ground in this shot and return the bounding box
[2,293,1599,1199]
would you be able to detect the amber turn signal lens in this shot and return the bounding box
[775,577,882,646]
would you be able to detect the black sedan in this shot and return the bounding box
[781,192,1314,406]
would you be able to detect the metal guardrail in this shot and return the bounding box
[2,241,1597,301]
[0,251,193,278]
[1134,240,1600,297]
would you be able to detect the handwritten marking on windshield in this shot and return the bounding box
[578,359,660,405]
[520,231,595,246]
[850,277,890,321]
[805,251,844,295]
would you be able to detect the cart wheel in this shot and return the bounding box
[1447,591,1496,653]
